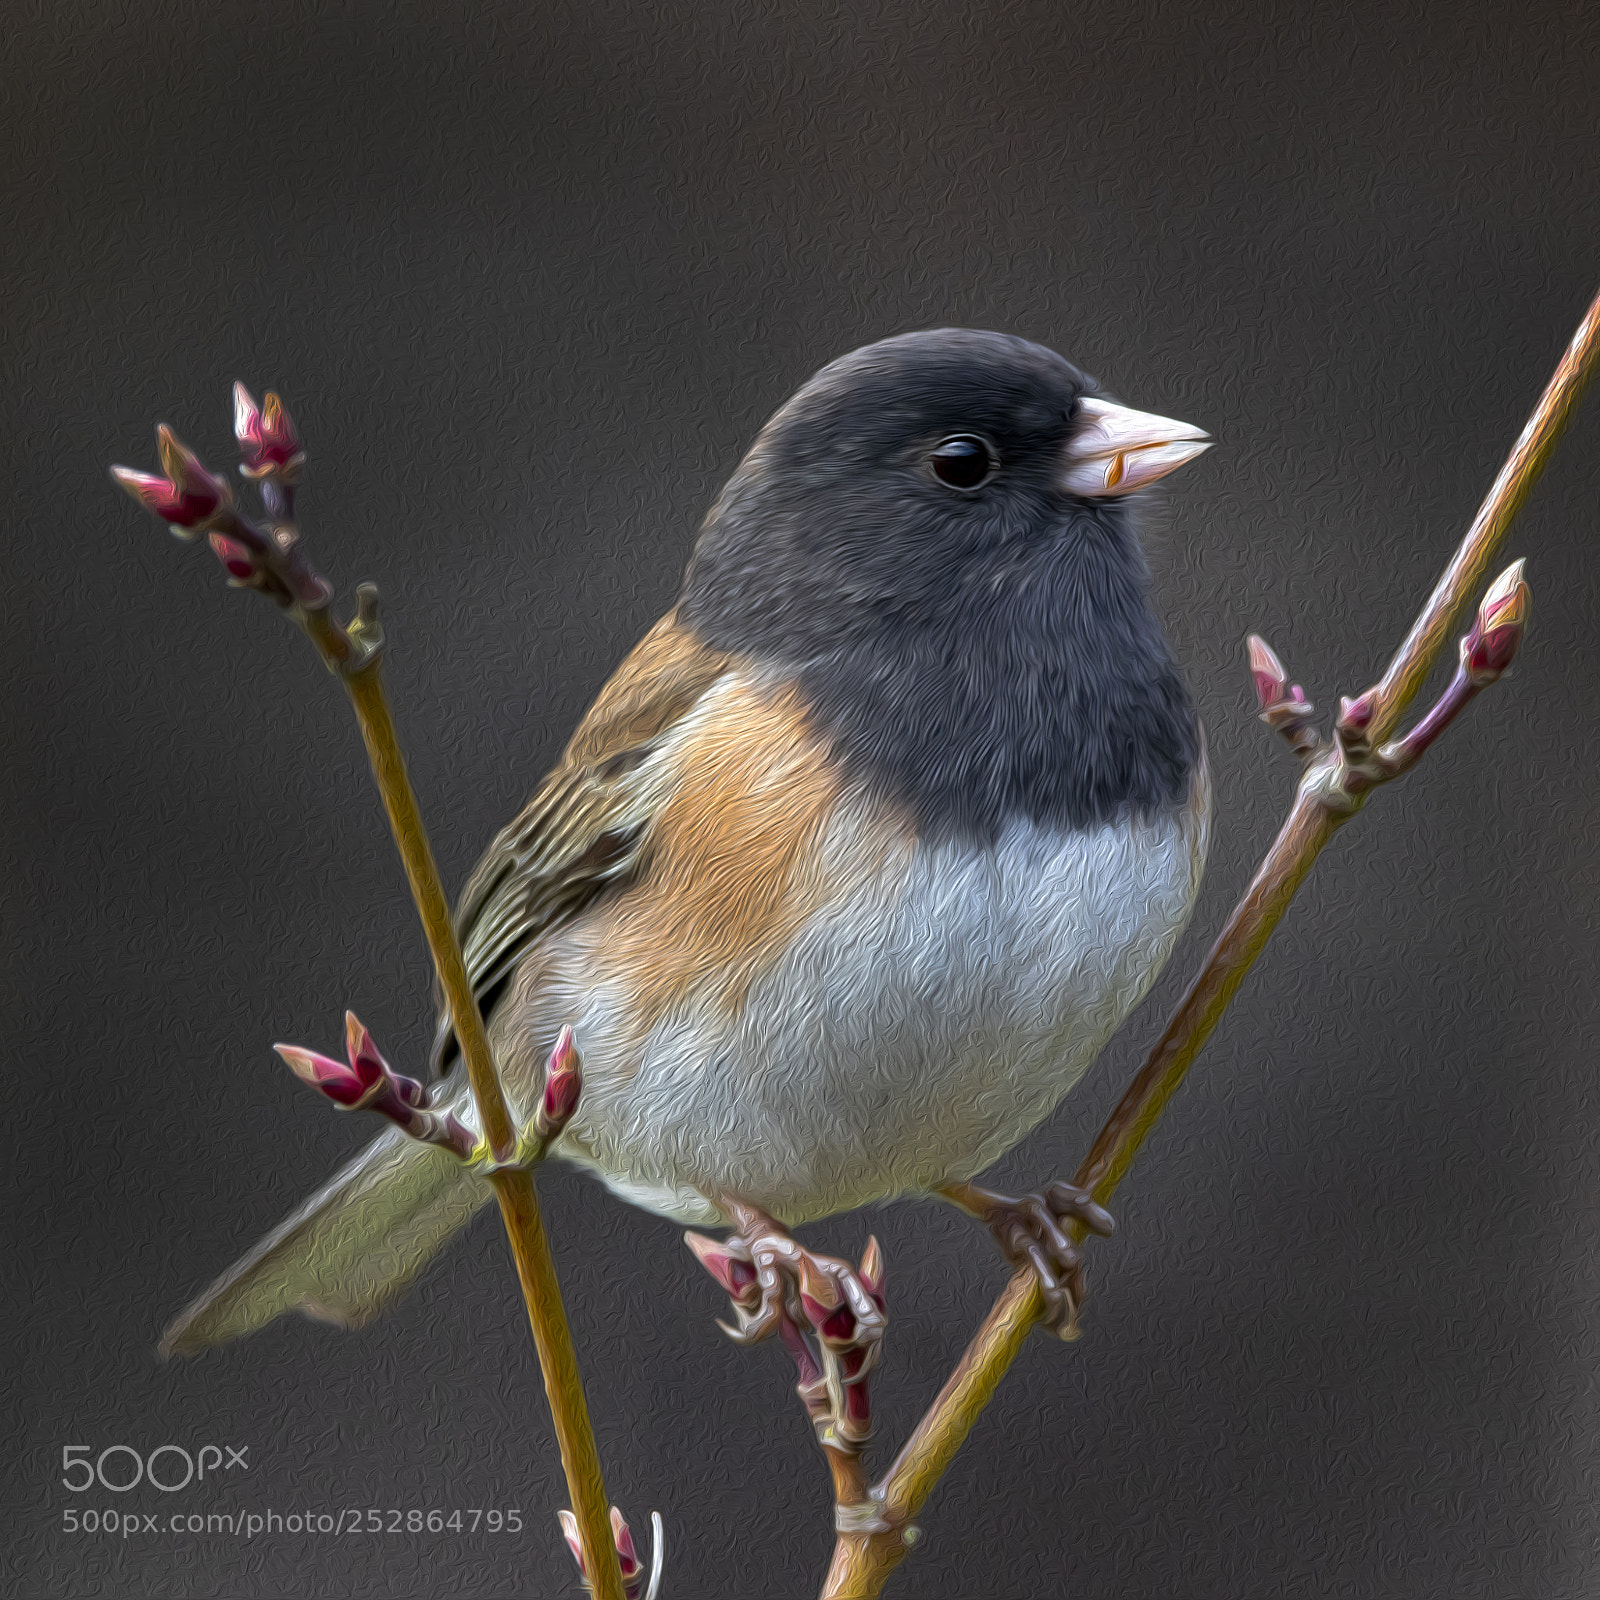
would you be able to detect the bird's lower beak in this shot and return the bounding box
[1060,396,1212,497]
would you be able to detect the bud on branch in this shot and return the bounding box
[111,394,336,623]
[111,425,233,537]
[1253,557,1537,813]
[559,1506,663,1600]
[1246,634,1321,760]
[234,383,305,482]
[274,1012,475,1160]
[1462,558,1530,686]
[537,1025,583,1140]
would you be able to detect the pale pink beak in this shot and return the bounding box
[1060,396,1211,497]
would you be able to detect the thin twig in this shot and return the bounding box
[819,283,1600,1599]
[113,393,627,1600]
[340,663,623,1600]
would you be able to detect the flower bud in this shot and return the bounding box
[111,426,232,534]
[274,1044,372,1108]
[684,1232,759,1307]
[858,1235,886,1310]
[1247,634,1288,711]
[536,1025,582,1138]
[797,1253,843,1314]
[344,1011,427,1108]
[234,383,305,478]
[208,532,256,582]
[558,1506,647,1600]
[557,1509,586,1575]
[610,1507,642,1585]
[1337,691,1376,735]
[1462,559,1530,686]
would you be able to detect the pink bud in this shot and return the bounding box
[1246,634,1288,711]
[803,1298,858,1346]
[340,1012,389,1094]
[557,1509,585,1575]
[274,1044,371,1108]
[158,425,231,513]
[858,1236,885,1309]
[207,532,256,581]
[110,468,185,522]
[797,1253,843,1314]
[110,452,229,531]
[684,1232,759,1305]
[111,424,231,533]
[538,1025,582,1136]
[610,1507,641,1579]
[1337,691,1376,735]
[341,1011,427,1107]
[1463,559,1530,685]
[234,383,304,476]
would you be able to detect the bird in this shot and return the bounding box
[162,328,1213,1360]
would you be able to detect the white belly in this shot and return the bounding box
[552,779,1209,1227]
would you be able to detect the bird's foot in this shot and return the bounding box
[685,1201,886,1449]
[937,1179,1115,1340]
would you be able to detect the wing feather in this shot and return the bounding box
[429,613,732,1072]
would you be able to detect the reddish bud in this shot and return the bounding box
[557,1509,586,1575]
[344,1011,426,1108]
[1463,559,1530,685]
[796,1252,843,1312]
[274,1044,372,1108]
[1337,690,1376,736]
[684,1232,759,1306]
[610,1507,641,1580]
[1247,634,1287,711]
[276,1013,435,1121]
[234,383,304,477]
[798,1256,857,1342]
[858,1236,885,1309]
[804,1299,858,1346]
[537,1025,582,1137]
[158,425,230,499]
[111,426,232,532]
[207,531,256,581]
[110,468,193,525]
[559,1507,646,1600]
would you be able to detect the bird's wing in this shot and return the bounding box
[429,610,733,1073]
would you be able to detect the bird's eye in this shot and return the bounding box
[928,435,996,490]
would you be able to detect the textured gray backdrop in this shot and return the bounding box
[5,2,1600,1596]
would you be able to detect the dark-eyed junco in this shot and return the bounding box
[164,329,1212,1357]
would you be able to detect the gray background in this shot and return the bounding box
[5,1,1600,1595]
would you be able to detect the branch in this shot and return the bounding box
[820,284,1600,1599]
[112,389,630,1600]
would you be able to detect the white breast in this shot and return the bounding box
[553,769,1210,1227]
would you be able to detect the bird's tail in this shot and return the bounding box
[160,1077,493,1357]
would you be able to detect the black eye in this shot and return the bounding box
[929,435,996,490]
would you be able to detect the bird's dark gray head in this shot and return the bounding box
[679,329,1211,841]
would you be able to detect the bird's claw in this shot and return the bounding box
[714,1298,780,1347]
[710,1226,885,1357]
[953,1180,1115,1341]
[686,1218,887,1449]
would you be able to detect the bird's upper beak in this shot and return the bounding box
[1059,396,1212,497]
